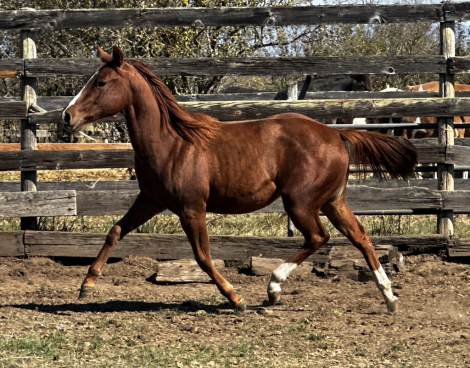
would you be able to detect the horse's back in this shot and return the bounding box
[205,113,349,214]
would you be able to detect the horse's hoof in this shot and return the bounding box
[267,292,281,306]
[234,299,246,313]
[78,286,94,299]
[386,300,398,313]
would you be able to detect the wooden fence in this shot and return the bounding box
[1,2,470,260]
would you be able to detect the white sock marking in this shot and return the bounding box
[267,262,297,294]
[372,265,397,304]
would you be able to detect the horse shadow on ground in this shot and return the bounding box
[4,299,235,315]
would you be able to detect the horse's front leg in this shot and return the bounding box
[179,208,246,311]
[79,192,165,298]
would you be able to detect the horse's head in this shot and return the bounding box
[61,45,130,132]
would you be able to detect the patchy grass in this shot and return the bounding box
[307,333,326,342]
[390,343,406,352]
[195,295,221,305]
[0,332,262,368]
[0,333,65,361]
[289,319,309,334]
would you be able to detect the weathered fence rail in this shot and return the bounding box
[1,3,467,30]
[20,56,451,76]
[0,230,448,259]
[2,55,470,78]
[3,179,470,217]
[0,100,27,120]
[1,3,470,260]
[0,140,461,171]
[4,177,470,192]
[19,97,470,124]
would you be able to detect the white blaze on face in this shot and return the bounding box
[267,262,298,294]
[66,70,99,110]
[372,265,397,304]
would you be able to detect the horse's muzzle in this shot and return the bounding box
[62,110,71,125]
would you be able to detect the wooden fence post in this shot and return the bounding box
[20,30,38,230]
[286,81,298,237]
[437,21,455,237]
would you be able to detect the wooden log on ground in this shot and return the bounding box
[250,256,312,276]
[325,244,405,281]
[151,259,225,284]
[0,190,76,217]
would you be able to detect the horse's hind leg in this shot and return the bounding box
[79,192,165,298]
[267,207,330,306]
[321,196,398,313]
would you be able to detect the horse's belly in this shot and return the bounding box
[206,181,279,214]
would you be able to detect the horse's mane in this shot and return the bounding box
[125,59,220,146]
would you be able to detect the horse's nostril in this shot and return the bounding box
[63,112,71,124]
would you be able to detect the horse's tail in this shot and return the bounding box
[337,129,418,181]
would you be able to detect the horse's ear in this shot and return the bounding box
[112,45,124,68]
[97,45,112,63]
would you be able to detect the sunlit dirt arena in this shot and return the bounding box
[0,254,469,367]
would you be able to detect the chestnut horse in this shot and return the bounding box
[62,46,417,313]
[404,81,470,138]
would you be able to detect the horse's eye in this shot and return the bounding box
[98,81,107,87]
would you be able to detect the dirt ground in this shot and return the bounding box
[1,253,470,367]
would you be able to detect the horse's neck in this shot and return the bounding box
[123,98,177,165]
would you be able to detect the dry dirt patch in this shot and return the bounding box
[0,254,469,367]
